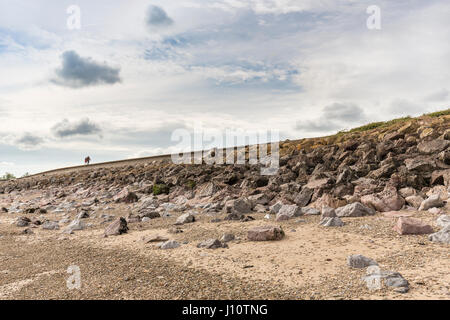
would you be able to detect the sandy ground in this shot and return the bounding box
[0,192,448,300]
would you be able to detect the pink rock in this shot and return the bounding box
[113,187,138,203]
[393,217,433,235]
[361,186,405,212]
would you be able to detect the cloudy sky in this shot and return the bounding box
[1,0,449,176]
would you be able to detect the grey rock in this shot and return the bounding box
[301,207,320,215]
[294,187,313,206]
[436,215,450,228]
[197,238,228,249]
[220,233,235,243]
[269,201,283,214]
[419,194,444,211]
[159,240,180,249]
[336,202,375,217]
[347,254,378,268]
[42,221,60,230]
[319,217,344,227]
[175,213,195,225]
[429,225,450,244]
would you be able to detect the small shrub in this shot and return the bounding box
[186,180,196,189]
[153,184,169,195]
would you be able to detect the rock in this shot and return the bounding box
[168,227,183,234]
[247,226,285,241]
[428,225,450,244]
[196,182,218,198]
[16,217,31,227]
[404,157,435,172]
[253,204,267,213]
[76,210,90,219]
[361,186,405,212]
[104,217,128,236]
[436,215,450,228]
[419,194,444,211]
[159,240,180,249]
[269,201,283,214]
[175,213,195,225]
[294,187,313,206]
[1,207,8,213]
[63,219,86,234]
[335,202,375,217]
[319,217,344,227]
[321,206,337,218]
[393,217,433,235]
[430,170,450,186]
[417,139,450,155]
[248,194,269,206]
[142,235,169,243]
[405,195,424,209]
[197,239,228,249]
[126,214,141,223]
[42,221,60,230]
[362,268,409,292]
[301,207,320,215]
[278,204,302,217]
[113,188,138,203]
[347,254,378,268]
[223,198,252,214]
[220,233,235,242]
[138,208,161,219]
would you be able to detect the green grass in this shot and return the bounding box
[425,108,450,117]
[153,184,170,195]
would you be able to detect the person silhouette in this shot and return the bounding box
[84,156,91,165]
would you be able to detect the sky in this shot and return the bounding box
[0,0,449,176]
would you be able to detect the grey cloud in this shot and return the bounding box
[295,119,342,133]
[295,102,366,133]
[52,118,102,138]
[52,51,121,88]
[323,103,365,122]
[146,5,174,28]
[15,133,44,150]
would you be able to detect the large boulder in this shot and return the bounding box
[393,217,433,235]
[361,186,405,212]
[419,194,444,211]
[223,198,252,214]
[113,188,138,203]
[429,225,450,244]
[404,157,435,172]
[405,195,425,209]
[276,204,302,221]
[247,226,285,241]
[336,202,375,217]
[175,213,195,225]
[104,217,128,236]
[417,139,450,155]
[42,221,59,230]
[436,215,450,228]
[362,268,409,293]
[63,219,86,234]
[294,187,313,207]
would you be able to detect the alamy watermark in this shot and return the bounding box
[67,5,81,30]
[367,5,381,30]
[170,124,280,175]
